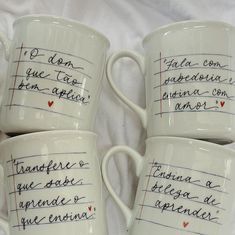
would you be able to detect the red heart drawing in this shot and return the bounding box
[220,101,225,107]
[88,206,92,211]
[48,101,54,107]
[183,221,189,228]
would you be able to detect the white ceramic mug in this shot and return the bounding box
[106,21,235,143]
[0,130,107,235]
[102,137,235,235]
[0,15,110,134]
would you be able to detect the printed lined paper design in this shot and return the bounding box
[5,44,94,120]
[7,151,97,231]
[153,53,234,117]
[135,161,230,235]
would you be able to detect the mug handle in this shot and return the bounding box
[0,217,9,235]
[0,165,9,235]
[102,146,143,228]
[0,31,11,60]
[106,50,147,128]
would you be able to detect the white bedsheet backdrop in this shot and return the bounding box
[1,0,235,234]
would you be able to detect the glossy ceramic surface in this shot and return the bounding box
[0,15,110,133]
[102,136,235,235]
[0,130,107,235]
[106,21,235,143]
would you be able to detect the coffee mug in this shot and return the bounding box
[106,21,235,143]
[0,15,110,134]
[102,137,235,235]
[0,130,107,235]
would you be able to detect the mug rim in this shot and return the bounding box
[143,20,234,45]
[0,130,97,146]
[146,136,235,156]
[13,14,110,47]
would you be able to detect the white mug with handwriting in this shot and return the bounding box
[0,15,110,134]
[102,137,235,235]
[106,21,235,143]
[0,130,107,235]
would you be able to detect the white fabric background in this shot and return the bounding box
[0,0,235,234]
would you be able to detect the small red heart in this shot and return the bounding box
[183,221,189,228]
[48,101,54,107]
[88,206,92,211]
[220,101,225,107]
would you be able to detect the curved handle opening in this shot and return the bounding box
[0,216,9,235]
[102,146,143,228]
[106,50,147,128]
[0,31,11,60]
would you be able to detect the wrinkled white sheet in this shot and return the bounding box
[1,0,235,234]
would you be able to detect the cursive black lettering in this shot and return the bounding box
[162,89,209,100]
[13,159,76,175]
[79,160,89,168]
[19,195,72,212]
[55,70,82,87]
[152,163,200,184]
[212,88,232,98]
[44,176,84,188]
[21,216,46,230]
[26,67,50,81]
[18,79,50,92]
[29,48,45,60]
[48,53,84,70]
[48,211,94,224]
[163,72,226,85]
[206,181,221,189]
[155,199,219,222]
[204,195,221,206]
[203,59,228,68]
[51,87,90,104]
[151,181,198,200]
[17,181,41,195]
[175,101,218,111]
[164,57,198,71]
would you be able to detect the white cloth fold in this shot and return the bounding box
[0,1,235,235]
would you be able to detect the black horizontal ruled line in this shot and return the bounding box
[11,75,89,93]
[10,201,95,212]
[12,60,93,79]
[153,66,235,76]
[16,46,94,65]
[7,167,90,178]
[154,109,235,117]
[137,204,222,226]
[153,53,232,63]
[135,218,207,235]
[148,162,231,181]
[154,95,235,103]
[12,216,96,228]
[146,176,228,193]
[4,104,83,120]
[189,182,228,194]
[8,88,90,105]
[6,151,86,163]
[9,182,92,195]
[153,80,235,89]
[141,189,226,211]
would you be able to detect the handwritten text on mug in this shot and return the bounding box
[136,160,230,234]
[6,44,94,120]
[153,53,234,117]
[7,152,97,230]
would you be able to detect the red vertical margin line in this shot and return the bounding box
[138,159,155,223]
[159,52,163,118]
[11,155,21,230]
[9,43,24,110]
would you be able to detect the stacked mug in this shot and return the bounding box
[102,21,235,235]
[0,15,110,235]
